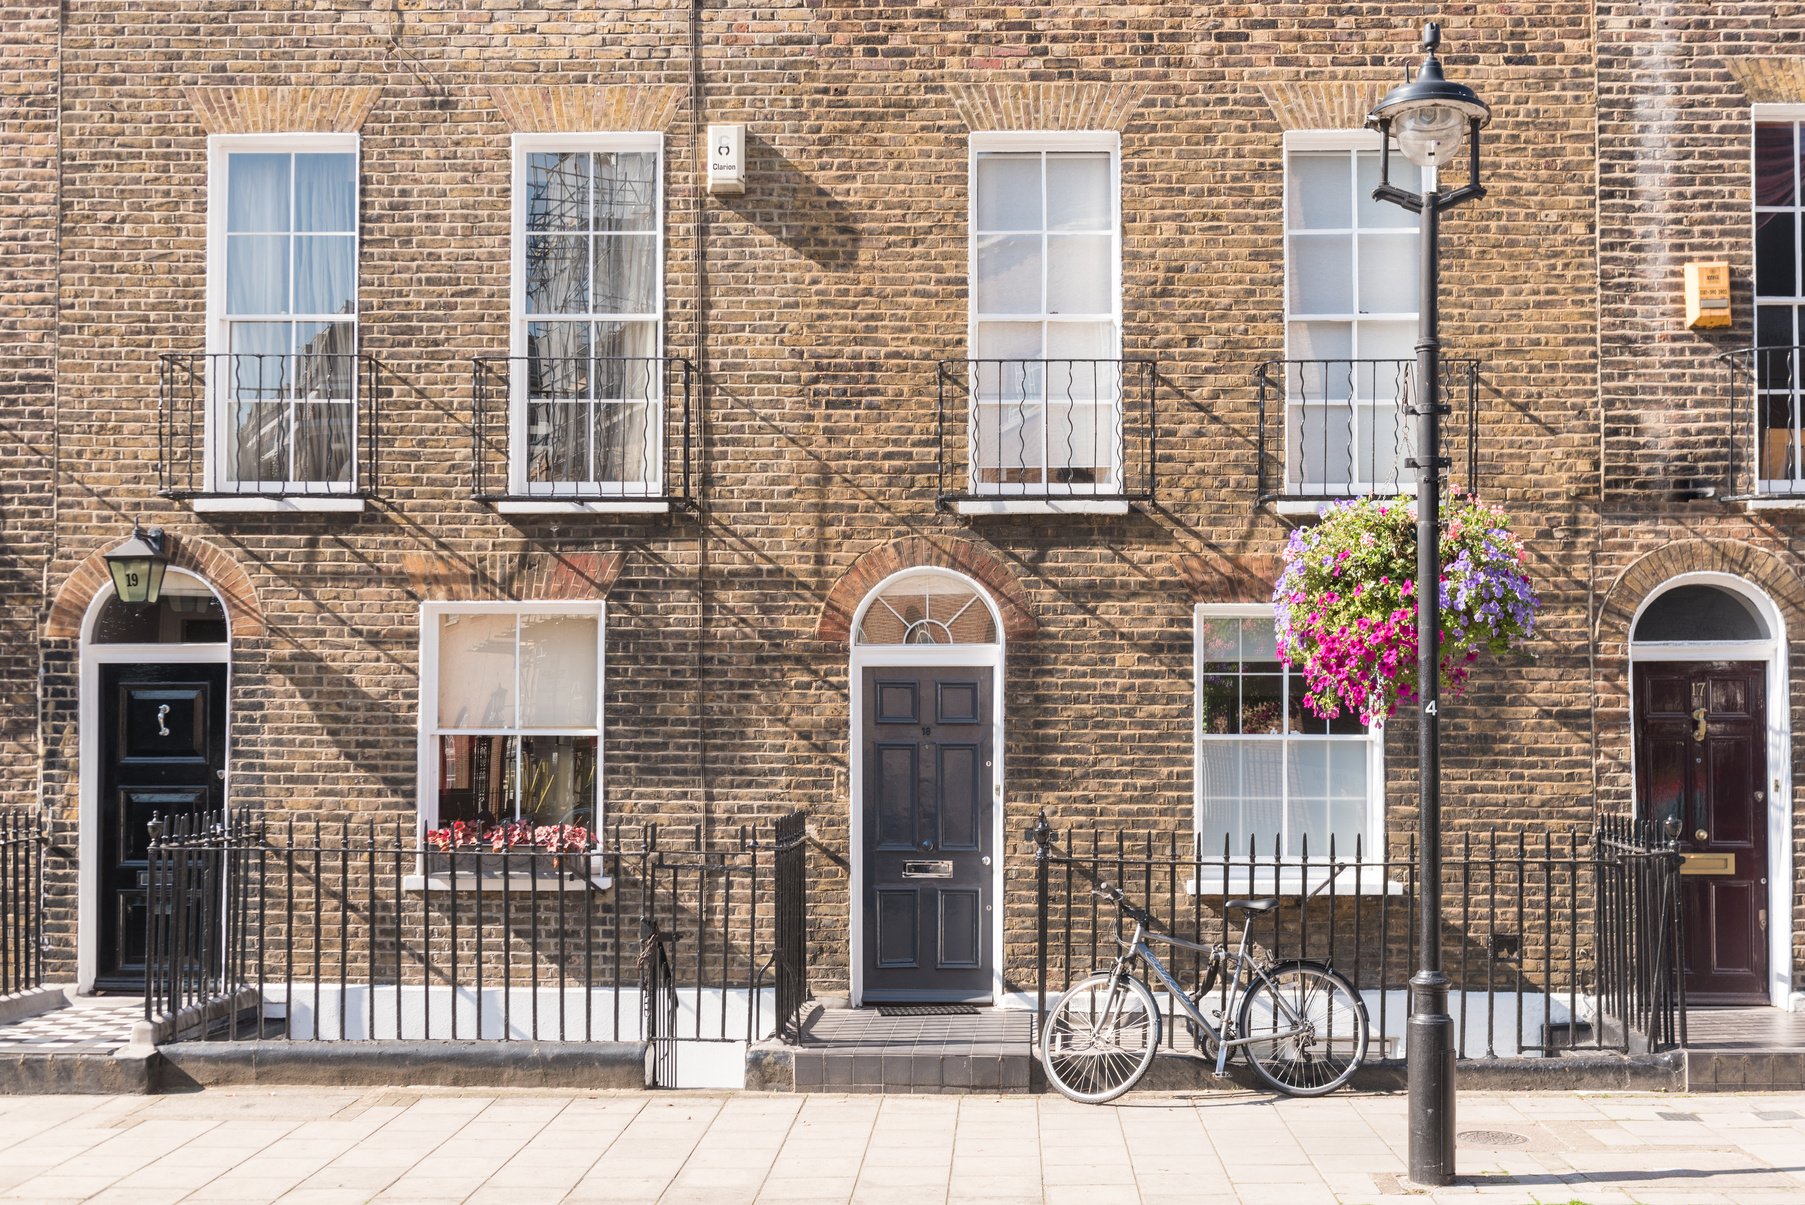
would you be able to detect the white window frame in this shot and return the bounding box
[205,133,362,501]
[508,133,666,501]
[1191,603,1388,894]
[1282,129,1421,499]
[1751,105,1805,497]
[417,601,607,836]
[966,130,1123,500]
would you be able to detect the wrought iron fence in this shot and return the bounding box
[1594,814,1686,1051]
[769,810,809,1042]
[144,812,792,1053]
[1722,344,1805,500]
[1027,815,1684,1060]
[1256,357,1480,505]
[1,811,45,996]
[471,356,693,506]
[158,353,382,500]
[935,358,1159,508]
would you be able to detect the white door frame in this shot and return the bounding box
[1627,571,1792,1009]
[847,571,1006,1007]
[76,571,232,993]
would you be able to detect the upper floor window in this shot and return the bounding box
[511,135,664,497]
[1194,606,1381,859]
[208,135,359,493]
[421,603,603,830]
[968,132,1121,496]
[1754,114,1805,489]
[1283,133,1421,495]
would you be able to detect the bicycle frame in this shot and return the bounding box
[1102,916,1308,1078]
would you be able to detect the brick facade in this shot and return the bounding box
[0,2,1799,1008]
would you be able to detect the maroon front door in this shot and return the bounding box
[1633,661,1770,1005]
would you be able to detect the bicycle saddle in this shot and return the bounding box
[1225,897,1279,913]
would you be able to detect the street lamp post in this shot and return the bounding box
[1366,23,1490,1188]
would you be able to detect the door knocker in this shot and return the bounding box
[1690,707,1707,742]
[156,704,171,738]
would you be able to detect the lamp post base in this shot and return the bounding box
[1407,970,1457,1186]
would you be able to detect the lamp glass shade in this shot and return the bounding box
[1394,104,1469,167]
[105,528,169,606]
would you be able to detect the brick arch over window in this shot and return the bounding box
[47,532,265,639]
[1591,538,1803,816]
[816,537,1038,646]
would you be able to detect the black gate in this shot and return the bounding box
[1,811,44,996]
[639,923,678,1088]
[1594,814,1687,1051]
[773,811,809,1041]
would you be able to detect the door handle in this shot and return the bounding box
[1694,828,1709,843]
[156,704,171,737]
[1690,707,1707,742]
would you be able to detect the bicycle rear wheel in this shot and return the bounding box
[1237,960,1369,1097]
[1040,972,1161,1104]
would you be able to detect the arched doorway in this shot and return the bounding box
[78,569,231,992]
[849,569,1005,1005]
[1630,573,1790,1007]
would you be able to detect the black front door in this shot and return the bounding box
[861,666,994,1002]
[98,662,227,990]
[1634,660,1770,1005]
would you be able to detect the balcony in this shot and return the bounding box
[1256,357,1480,512]
[472,356,693,513]
[159,353,380,511]
[934,358,1159,514]
[1723,345,1805,503]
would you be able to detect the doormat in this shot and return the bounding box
[876,1004,980,1017]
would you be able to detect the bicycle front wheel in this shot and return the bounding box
[1040,972,1162,1104]
[1237,960,1369,1097]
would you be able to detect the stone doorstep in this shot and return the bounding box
[0,1049,156,1095]
[1685,1050,1805,1092]
[0,984,72,1028]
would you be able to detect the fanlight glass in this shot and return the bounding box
[856,571,998,645]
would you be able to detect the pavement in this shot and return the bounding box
[0,1086,1803,1204]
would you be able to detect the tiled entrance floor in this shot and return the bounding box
[790,1006,1036,1093]
[1686,1006,1805,1050]
[0,997,139,1056]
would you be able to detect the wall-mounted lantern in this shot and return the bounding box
[105,521,169,607]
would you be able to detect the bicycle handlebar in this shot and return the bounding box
[1093,881,1157,928]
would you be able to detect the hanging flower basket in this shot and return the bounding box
[1272,495,1540,725]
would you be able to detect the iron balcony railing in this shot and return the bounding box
[1722,344,1805,500]
[1027,813,1684,1060]
[472,356,694,507]
[159,353,382,500]
[935,358,1159,508]
[1257,357,1480,506]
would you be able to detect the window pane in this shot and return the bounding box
[973,322,1043,363]
[527,152,590,232]
[1290,401,1355,487]
[528,321,592,396]
[1356,321,1417,362]
[1044,321,1114,362]
[521,735,599,826]
[1287,152,1349,229]
[1238,617,1278,663]
[225,234,289,315]
[527,400,592,484]
[1756,123,1797,208]
[1357,233,1419,313]
[295,153,356,233]
[1356,152,1420,229]
[594,234,658,314]
[520,614,598,726]
[227,153,290,233]
[975,233,1042,314]
[1046,233,1112,314]
[975,154,1042,231]
[1197,739,1283,854]
[292,400,353,483]
[1046,153,1111,232]
[1756,213,1797,300]
[228,321,291,383]
[1288,321,1353,363]
[1290,232,1353,314]
[597,152,658,231]
[292,321,354,396]
[526,234,590,315]
[438,612,517,729]
[1201,617,1239,666]
[229,400,288,485]
[437,734,517,825]
[1241,673,1284,734]
[980,401,1046,479]
[1199,668,1239,734]
[596,401,656,483]
[294,234,355,315]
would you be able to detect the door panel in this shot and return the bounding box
[861,665,994,1002]
[1633,660,1769,1004]
[98,664,227,991]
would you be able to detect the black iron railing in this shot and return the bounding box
[1722,344,1805,499]
[770,810,809,1042]
[158,353,381,500]
[144,812,789,1056]
[472,356,693,507]
[1028,815,1685,1059]
[1593,814,1685,1052]
[1,811,45,996]
[1256,357,1480,505]
[935,358,1159,508]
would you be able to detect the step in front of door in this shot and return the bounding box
[790,1048,1032,1094]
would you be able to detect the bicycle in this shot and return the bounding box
[1039,881,1370,1103]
